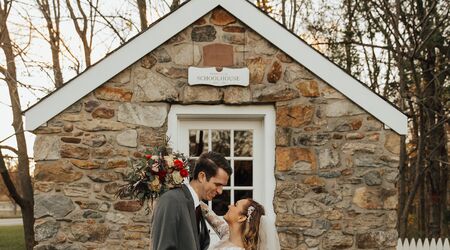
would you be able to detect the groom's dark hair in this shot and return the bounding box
[192,151,232,180]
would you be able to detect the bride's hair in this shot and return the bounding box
[240,199,265,250]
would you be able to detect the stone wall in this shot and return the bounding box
[32,7,400,250]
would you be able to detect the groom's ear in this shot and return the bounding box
[198,171,207,183]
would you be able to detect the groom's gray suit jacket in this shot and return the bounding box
[151,184,209,250]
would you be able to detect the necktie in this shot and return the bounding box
[196,205,209,250]
[195,205,202,234]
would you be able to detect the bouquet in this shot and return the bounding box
[116,146,190,203]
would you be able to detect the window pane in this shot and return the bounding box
[211,130,230,157]
[189,130,209,157]
[212,190,230,216]
[234,130,253,157]
[235,190,253,201]
[234,161,252,186]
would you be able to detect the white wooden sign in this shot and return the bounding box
[188,67,249,86]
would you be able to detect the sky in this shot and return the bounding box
[0,1,173,164]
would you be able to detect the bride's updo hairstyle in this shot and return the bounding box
[241,199,265,250]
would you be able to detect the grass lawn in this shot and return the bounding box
[0,225,25,250]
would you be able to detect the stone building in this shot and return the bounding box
[24,0,407,249]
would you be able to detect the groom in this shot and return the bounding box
[151,151,232,250]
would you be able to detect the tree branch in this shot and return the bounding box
[87,0,125,43]
[0,145,19,155]
[0,148,24,207]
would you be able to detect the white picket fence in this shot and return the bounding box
[397,238,450,250]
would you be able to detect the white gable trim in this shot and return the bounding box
[24,0,407,135]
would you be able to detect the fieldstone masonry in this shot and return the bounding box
[33,7,400,249]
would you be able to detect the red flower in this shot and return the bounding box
[180,169,189,178]
[158,170,167,180]
[174,159,184,170]
[145,154,152,160]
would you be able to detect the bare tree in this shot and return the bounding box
[169,0,180,11]
[343,0,356,74]
[356,0,449,239]
[65,0,98,67]
[37,0,64,88]
[137,0,148,31]
[0,2,35,248]
[0,158,21,215]
[86,1,126,44]
[264,0,449,239]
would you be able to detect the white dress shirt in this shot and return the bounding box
[186,182,200,209]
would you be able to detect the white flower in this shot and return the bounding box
[172,171,184,184]
[164,155,174,167]
[149,178,161,192]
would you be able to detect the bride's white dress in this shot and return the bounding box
[202,206,244,250]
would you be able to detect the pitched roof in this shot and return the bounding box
[24,0,407,134]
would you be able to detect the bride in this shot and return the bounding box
[201,198,280,250]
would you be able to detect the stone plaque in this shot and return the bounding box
[188,67,249,86]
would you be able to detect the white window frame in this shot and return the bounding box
[167,104,276,219]
[178,119,263,206]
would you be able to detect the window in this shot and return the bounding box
[179,120,262,216]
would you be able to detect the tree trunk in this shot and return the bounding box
[137,0,147,31]
[170,0,180,11]
[343,0,354,74]
[420,14,441,241]
[393,0,409,237]
[437,52,449,235]
[37,0,64,88]
[396,48,408,239]
[0,2,35,249]
[66,0,92,67]
[398,134,407,239]
[0,151,23,211]
[420,175,426,239]
[440,127,449,237]
[21,202,35,249]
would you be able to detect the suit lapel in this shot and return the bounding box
[181,185,200,250]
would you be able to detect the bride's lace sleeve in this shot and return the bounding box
[200,202,229,239]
